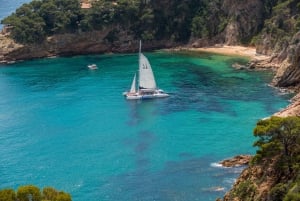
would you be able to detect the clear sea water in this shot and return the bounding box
[0,1,291,201]
[0,51,290,201]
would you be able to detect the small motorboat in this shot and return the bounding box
[87,64,98,70]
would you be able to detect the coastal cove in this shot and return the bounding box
[0,51,290,201]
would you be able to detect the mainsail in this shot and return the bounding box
[123,40,169,100]
[138,42,157,89]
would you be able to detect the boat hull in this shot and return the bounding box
[87,64,98,70]
[123,89,169,100]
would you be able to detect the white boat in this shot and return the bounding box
[88,64,98,70]
[123,41,169,100]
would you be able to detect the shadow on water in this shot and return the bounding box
[126,99,162,126]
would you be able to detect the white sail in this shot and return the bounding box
[130,73,136,93]
[123,40,169,100]
[139,53,157,89]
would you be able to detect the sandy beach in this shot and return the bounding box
[177,45,270,61]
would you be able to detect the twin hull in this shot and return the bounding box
[125,90,169,100]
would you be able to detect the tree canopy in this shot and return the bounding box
[1,0,217,44]
[0,185,71,201]
[253,116,300,176]
[1,0,297,45]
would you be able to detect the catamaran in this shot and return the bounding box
[123,41,169,100]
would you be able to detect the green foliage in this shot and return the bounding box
[42,187,58,201]
[0,186,71,201]
[254,0,300,51]
[42,187,71,201]
[1,0,299,45]
[191,0,225,39]
[233,180,256,200]
[251,116,300,200]
[0,189,16,201]
[270,183,288,201]
[284,182,300,201]
[1,0,202,44]
[54,192,71,201]
[253,116,300,174]
[284,192,300,201]
[1,0,81,43]
[17,185,41,201]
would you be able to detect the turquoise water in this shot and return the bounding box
[0,51,290,201]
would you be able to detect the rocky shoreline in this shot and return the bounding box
[0,32,179,64]
[219,155,252,167]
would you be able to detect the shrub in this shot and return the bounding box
[17,185,41,201]
[0,189,16,201]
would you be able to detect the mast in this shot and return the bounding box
[139,40,142,56]
[138,40,141,92]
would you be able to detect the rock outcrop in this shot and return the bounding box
[272,32,300,88]
[222,161,278,201]
[222,0,265,45]
[0,30,178,63]
[219,155,252,167]
[247,31,300,117]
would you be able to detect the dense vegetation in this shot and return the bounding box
[0,0,206,44]
[250,116,300,201]
[2,0,299,45]
[1,0,200,44]
[0,185,71,201]
[1,0,299,45]
[254,0,300,52]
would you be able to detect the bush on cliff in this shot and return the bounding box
[255,0,300,53]
[246,116,300,200]
[253,116,300,175]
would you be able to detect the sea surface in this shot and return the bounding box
[0,1,291,201]
[0,50,291,201]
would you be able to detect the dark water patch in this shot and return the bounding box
[100,155,243,201]
[126,100,161,126]
[178,152,196,159]
[135,130,156,154]
[196,97,228,114]
[126,101,142,126]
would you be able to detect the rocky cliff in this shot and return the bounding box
[222,0,266,45]
[249,33,300,117]
[221,160,279,201]
[0,29,178,63]
[0,0,275,63]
